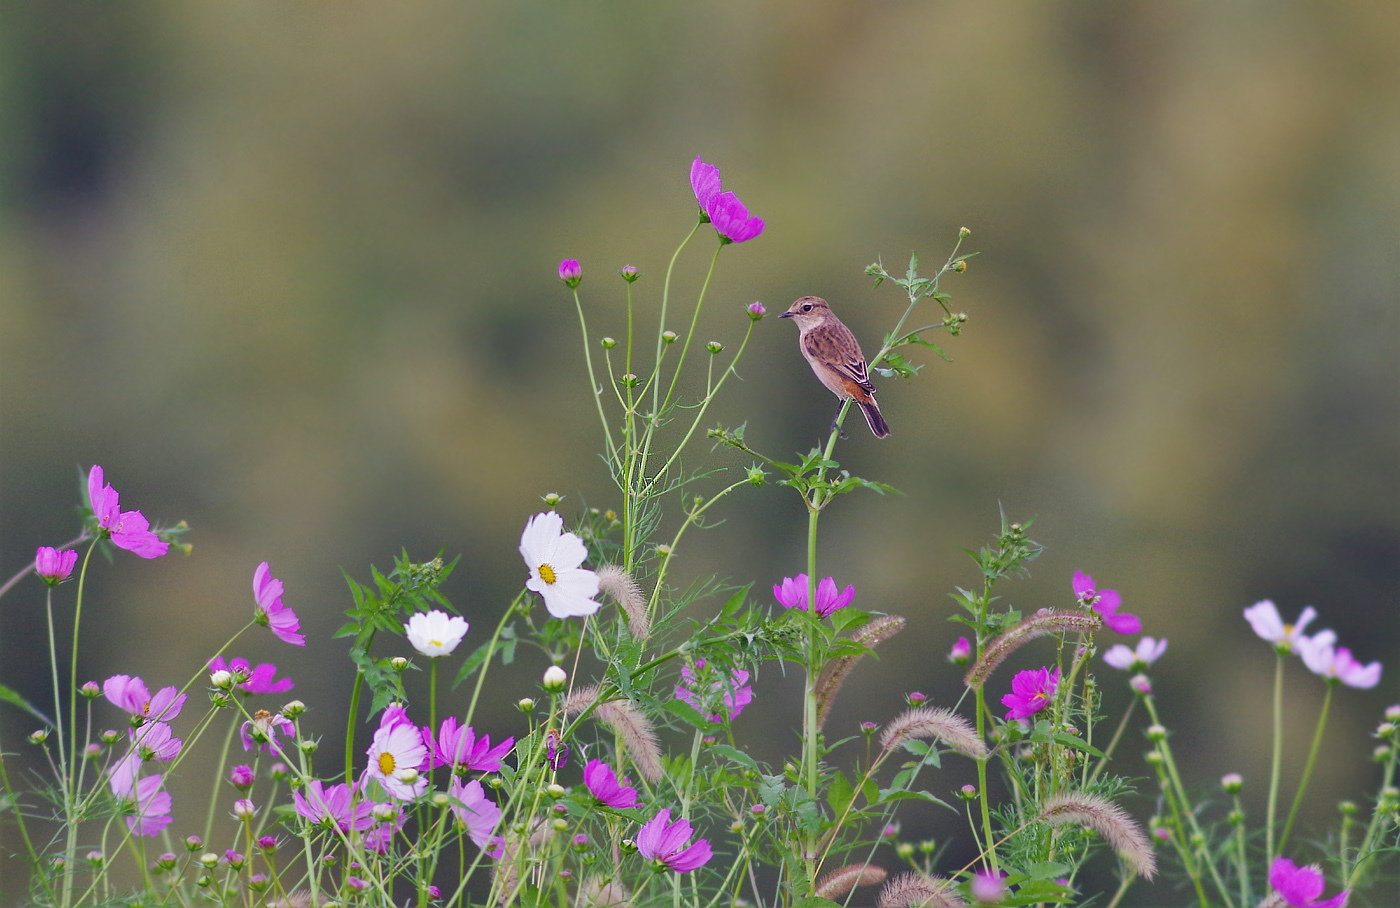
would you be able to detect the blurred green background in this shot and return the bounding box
[2,2,1397,902]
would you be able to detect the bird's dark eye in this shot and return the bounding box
[802,304,812,312]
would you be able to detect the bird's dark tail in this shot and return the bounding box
[858,399,891,438]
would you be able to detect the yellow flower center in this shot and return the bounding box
[539,564,557,585]
[378,752,396,775]
[430,639,442,648]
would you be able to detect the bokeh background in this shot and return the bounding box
[2,2,1397,903]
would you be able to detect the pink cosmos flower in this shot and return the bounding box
[253,561,304,646]
[128,721,182,762]
[675,659,753,723]
[773,574,855,618]
[103,675,186,724]
[558,259,582,288]
[108,760,172,837]
[1268,857,1350,908]
[1296,638,1382,689]
[87,466,169,559]
[636,808,712,873]
[1244,601,1334,655]
[584,759,639,809]
[35,547,79,585]
[1072,570,1140,634]
[293,780,373,833]
[949,636,972,664]
[449,777,504,857]
[208,656,294,695]
[1001,667,1059,721]
[240,709,295,753]
[427,717,514,773]
[365,708,429,800]
[689,157,765,244]
[1103,637,1169,671]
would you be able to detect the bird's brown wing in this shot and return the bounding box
[803,324,877,394]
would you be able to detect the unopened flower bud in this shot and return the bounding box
[373,803,398,822]
[948,637,972,665]
[390,657,408,672]
[619,265,640,283]
[229,765,255,791]
[101,729,120,743]
[706,341,723,354]
[552,817,568,832]
[395,768,419,786]
[747,301,766,320]
[154,852,178,872]
[895,842,915,859]
[601,336,617,349]
[232,799,256,819]
[1153,826,1170,842]
[620,838,637,855]
[80,681,101,700]
[558,259,582,289]
[1375,745,1392,762]
[1339,800,1357,816]
[546,783,566,798]
[1145,750,1163,765]
[959,226,971,238]
[185,835,203,851]
[84,743,101,760]
[432,793,450,808]
[1221,773,1243,794]
[1131,674,1153,695]
[746,466,766,486]
[959,785,977,801]
[300,739,318,754]
[28,729,47,744]
[543,666,568,692]
[1146,724,1167,742]
[662,331,677,344]
[282,700,305,718]
[86,851,104,867]
[210,670,234,690]
[489,776,504,788]
[542,492,562,507]
[518,698,536,712]
[1227,808,1244,826]
[1386,704,1400,721]
[200,853,219,868]
[656,544,672,557]
[907,692,927,705]
[951,260,967,273]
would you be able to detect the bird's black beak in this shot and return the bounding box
[778,311,793,318]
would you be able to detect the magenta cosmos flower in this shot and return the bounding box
[1268,857,1350,908]
[689,157,765,244]
[427,717,514,773]
[449,777,504,857]
[293,779,373,833]
[773,574,855,618]
[253,561,304,646]
[104,675,186,724]
[1001,667,1059,721]
[35,546,79,585]
[1072,570,1140,634]
[208,656,294,695]
[108,760,172,837]
[675,659,753,723]
[584,759,639,809]
[636,808,712,872]
[88,465,169,559]
[1244,601,1334,656]
[1297,637,1382,689]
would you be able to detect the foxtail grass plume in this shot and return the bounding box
[879,706,987,761]
[1037,792,1156,879]
[578,877,631,908]
[563,684,663,783]
[816,864,888,899]
[596,565,648,639]
[815,614,905,728]
[964,610,1101,690]
[876,872,965,908]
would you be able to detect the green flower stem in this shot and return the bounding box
[1347,739,1399,887]
[652,219,703,418]
[0,742,52,904]
[1265,651,1285,864]
[61,539,99,908]
[642,478,750,624]
[572,285,619,465]
[464,590,526,726]
[1279,681,1334,854]
[1087,694,1138,784]
[44,586,71,822]
[202,714,242,851]
[1233,793,1250,908]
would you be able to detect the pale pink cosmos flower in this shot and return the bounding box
[636,808,712,872]
[253,561,304,646]
[448,777,504,857]
[128,721,182,762]
[108,760,172,837]
[1001,667,1059,721]
[208,656,294,695]
[35,547,79,585]
[773,574,855,618]
[87,466,169,559]
[293,780,373,833]
[1244,601,1334,655]
[1103,637,1168,671]
[103,675,186,724]
[240,709,295,753]
[1296,637,1382,689]
[1267,856,1350,908]
[365,708,429,800]
[1072,570,1140,634]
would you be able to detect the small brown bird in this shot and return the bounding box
[779,296,890,438]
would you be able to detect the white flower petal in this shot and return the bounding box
[540,567,601,618]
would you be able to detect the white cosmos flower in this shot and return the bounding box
[519,511,601,619]
[404,610,469,658]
